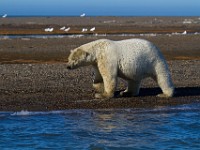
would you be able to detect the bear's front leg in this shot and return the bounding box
[95,78,116,99]
[95,62,117,99]
[93,83,104,93]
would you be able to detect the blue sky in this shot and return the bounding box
[0,0,200,16]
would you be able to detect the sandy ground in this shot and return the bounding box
[0,17,200,111]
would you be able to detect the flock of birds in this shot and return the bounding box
[44,26,96,33]
[44,13,96,33]
[1,13,192,35]
[1,13,95,33]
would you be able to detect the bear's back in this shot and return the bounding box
[115,38,157,53]
[82,38,163,63]
[113,38,161,60]
[112,39,164,77]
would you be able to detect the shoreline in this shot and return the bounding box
[1,16,200,35]
[0,60,199,111]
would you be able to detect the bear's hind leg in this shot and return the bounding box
[154,63,174,98]
[120,80,141,97]
[156,75,174,98]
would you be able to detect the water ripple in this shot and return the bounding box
[0,103,200,149]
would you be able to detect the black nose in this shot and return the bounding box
[67,66,72,69]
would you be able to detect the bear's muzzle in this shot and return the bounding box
[66,64,72,69]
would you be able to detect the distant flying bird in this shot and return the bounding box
[182,30,187,35]
[90,27,95,32]
[60,26,66,30]
[80,13,86,17]
[2,14,7,18]
[82,28,88,32]
[64,27,70,32]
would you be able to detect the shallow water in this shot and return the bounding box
[0,32,200,40]
[0,103,200,149]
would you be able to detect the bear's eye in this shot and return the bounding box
[71,56,78,61]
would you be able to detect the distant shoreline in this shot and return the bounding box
[1,16,200,35]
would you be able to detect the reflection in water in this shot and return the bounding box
[94,113,117,132]
[0,103,200,149]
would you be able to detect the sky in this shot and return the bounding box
[0,0,200,16]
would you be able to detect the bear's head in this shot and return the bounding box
[67,48,92,69]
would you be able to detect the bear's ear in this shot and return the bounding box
[72,48,89,60]
[76,49,89,57]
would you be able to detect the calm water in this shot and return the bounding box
[0,103,200,149]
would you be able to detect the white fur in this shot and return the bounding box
[67,38,174,98]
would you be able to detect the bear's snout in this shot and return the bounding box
[66,63,72,69]
[67,65,72,70]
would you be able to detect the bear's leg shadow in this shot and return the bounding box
[92,66,104,93]
[154,63,174,98]
[95,64,117,99]
[120,80,141,97]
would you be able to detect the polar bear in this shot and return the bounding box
[67,38,174,99]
